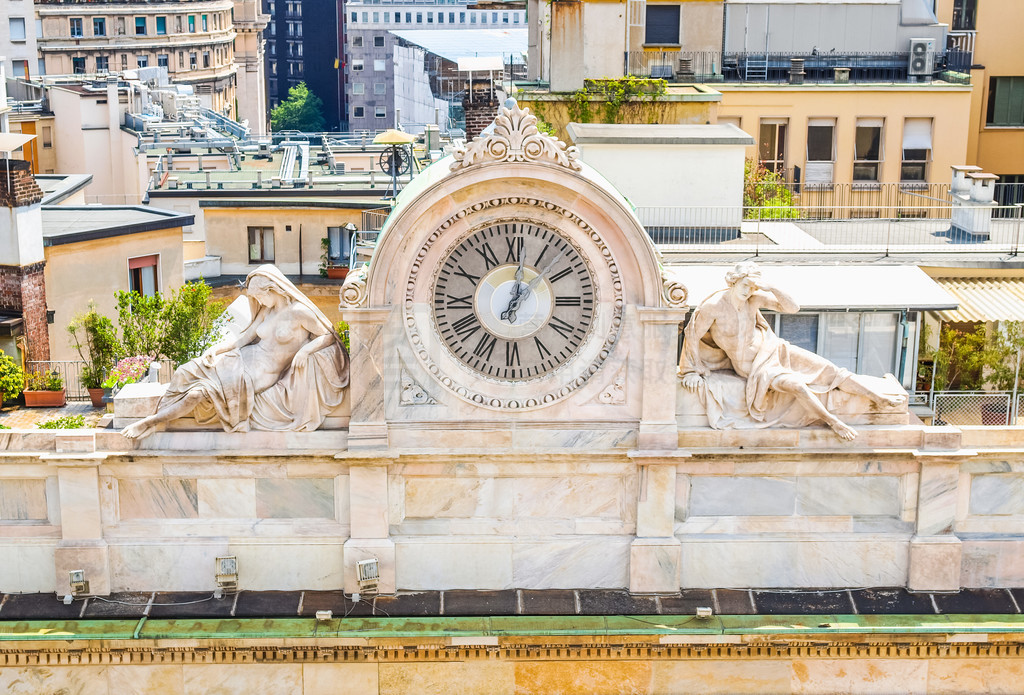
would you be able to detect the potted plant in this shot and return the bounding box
[68,304,119,407]
[0,349,24,406]
[320,237,349,280]
[102,355,154,395]
[23,369,66,407]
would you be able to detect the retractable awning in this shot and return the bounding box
[932,277,1024,322]
[667,265,958,312]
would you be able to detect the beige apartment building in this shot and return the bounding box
[935,0,1024,193]
[36,0,238,117]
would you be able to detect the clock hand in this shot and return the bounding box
[501,248,528,323]
[501,249,565,323]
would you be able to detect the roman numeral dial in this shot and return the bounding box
[433,222,596,380]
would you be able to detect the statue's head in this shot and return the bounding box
[724,262,762,301]
[246,270,289,307]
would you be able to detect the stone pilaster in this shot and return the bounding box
[341,306,392,450]
[636,306,688,450]
[628,451,690,593]
[340,452,397,594]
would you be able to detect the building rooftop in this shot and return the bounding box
[35,174,94,205]
[390,28,527,64]
[41,206,194,246]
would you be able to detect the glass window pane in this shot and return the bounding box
[861,313,898,377]
[821,313,860,372]
[263,228,274,261]
[807,125,834,162]
[855,126,881,160]
[779,314,819,353]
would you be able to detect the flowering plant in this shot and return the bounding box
[102,355,153,389]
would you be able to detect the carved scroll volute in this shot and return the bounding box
[451,100,582,172]
[661,269,688,308]
[340,265,369,308]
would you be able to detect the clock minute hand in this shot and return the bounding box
[501,249,565,323]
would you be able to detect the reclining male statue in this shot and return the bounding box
[678,262,906,440]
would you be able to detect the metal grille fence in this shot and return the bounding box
[26,360,176,402]
[928,391,1024,427]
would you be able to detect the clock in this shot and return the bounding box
[432,222,596,380]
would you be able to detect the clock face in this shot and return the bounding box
[432,223,596,380]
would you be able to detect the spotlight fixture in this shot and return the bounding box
[356,558,379,593]
[69,569,89,597]
[695,606,714,619]
[215,555,238,597]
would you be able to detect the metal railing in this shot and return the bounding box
[361,206,391,232]
[26,360,176,402]
[747,182,951,215]
[624,50,970,84]
[639,204,1024,254]
[924,391,1024,427]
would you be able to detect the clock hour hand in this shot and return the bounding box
[501,249,564,323]
[501,248,528,323]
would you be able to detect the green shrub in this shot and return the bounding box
[37,415,86,429]
[0,350,24,402]
[25,370,64,392]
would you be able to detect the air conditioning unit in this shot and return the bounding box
[908,38,935,76]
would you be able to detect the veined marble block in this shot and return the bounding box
[0,479,48,521]
[118,479,199,520]
[0,541,57,592]
[256,478,335,519]
[969,473,1024,516]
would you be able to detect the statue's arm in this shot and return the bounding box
[753,281,800,314]
[679,308,715,377]
[289,308,338,368]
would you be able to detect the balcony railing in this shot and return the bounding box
[625,50,972,84]
[638,204,1024,255]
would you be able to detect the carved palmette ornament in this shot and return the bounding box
[450,100,582,172]
[339,265,368,308]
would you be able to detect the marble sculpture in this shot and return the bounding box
[122,265,349,438]
[679,262,905,440]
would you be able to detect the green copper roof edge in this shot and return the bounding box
[2,615,1024,642]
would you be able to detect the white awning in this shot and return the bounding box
[857,117,885,129]
[0,133,36,153]
[666,264,958,312]
[932,277,1024,322]
[903,118,932,150]
[457,56,505,72]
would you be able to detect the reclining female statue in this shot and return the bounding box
[679,262,905,440]
[122,265,349,439]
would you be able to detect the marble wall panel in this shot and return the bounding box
[960,539,1024,587]
[0,479,48,520]
[198,478,256,519]
[0,541,57,592]
[396,540,513,590]
[968,473,1024,516]
[378,662,515,695]
[256,478,335,519]
[514,661,650,695]
[118,479,198,520]
[790,659,929,694]
[688,477,796,517]
[229,540,344,590]
[513,477,622,520]
[107,666,184,695]
[512,537,630,588]
[109,541,227,592]
[926,658,1024,694]
[404,478,492,518]
[650,660,792,694]
[0,666,110,695]
[303,663,378,695]
[795,476,901,517]
[681,537,908,588]
[182,664,302,695]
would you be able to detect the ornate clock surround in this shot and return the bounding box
[403,196,625,410]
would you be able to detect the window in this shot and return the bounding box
[70,17,83,38]
[502,12,509,23]
[987,77,1024,127]
[12,60,28,78]
[416,12,422,23]
[375,107,387,118]
[372,12,379,22]
[41,127,52,148]
[9,17,26,41]
[122,54,129,70]
[758,118,787,174]
[117,17,125,35]
[352,35,363,47]
[438,12,444,23]
[135,17,147,35]
[175,16,182,33]
[470,12,477,23]
[188,15,196,32]
[427,12,434,23]
[854,118,884,181]
[91,17,105,37]
[158,54,168,68]
[156,16,166,35]
[72,57,86,74]
[352,59,363,71]
[189,52,197,69]
[765,311,900,378]
[352,82,364,95]
[805,118,835,184]
[136,55,149,68]
[373,59,385,72]
[374,82,386,95]
[374,35,385,47]
[95,56,109,72]
[492,12,499,23]
[248,227,275,263]
[645,4,680,44]
[326,227,351,263]
[952,0,976,31]
[202,14,208,31]
[450,12,456,23]
[460,12,466,22]
[350,12,357,22]
[203,51,210,68]
[406,12,412,22]
[178,51,184,69]
[901,118,932,182]
[385,12,390,22]
[353,106,365,118]
[128,255,159,297]
[778,314,818,353]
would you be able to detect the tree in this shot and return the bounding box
[270,82,326,133]
[68,302,120,389]
[743,159,798,219]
